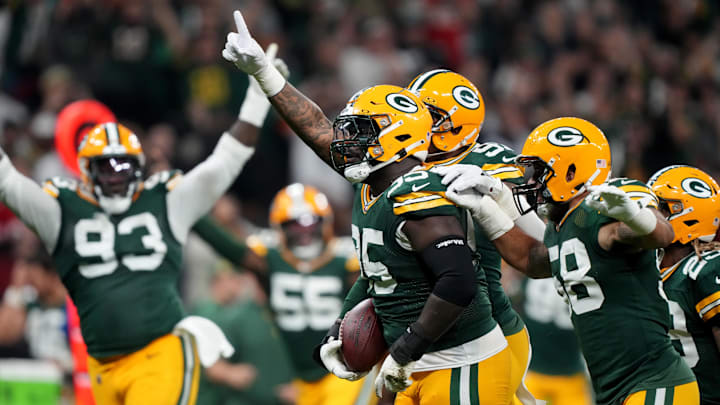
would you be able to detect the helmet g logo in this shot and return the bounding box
[681,177,713,199]
[386,93,418,113]
[452,86,480,110]
[547,127,587,147]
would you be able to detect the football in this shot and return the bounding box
[340,298,388,373]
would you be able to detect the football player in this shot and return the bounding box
[434,117,699,404]
[649,165,720,405]
[0,45,285,405]
[223,11,516,404]
[409,69,545,405]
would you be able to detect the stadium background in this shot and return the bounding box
[0,0,718,403]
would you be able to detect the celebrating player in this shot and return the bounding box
[649,165,720,405]
[223,11,516,404]
[0,45,285,405]
[434,117,699,404]
[409,69,544,404]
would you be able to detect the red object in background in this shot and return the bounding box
[67,296,96,405]
[55,100,116,176]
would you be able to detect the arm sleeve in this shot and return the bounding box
[167,133,254,243]
[339,277,370,318]
[190,216,247,266]
[0,156,61,252]
[695,261,720,327]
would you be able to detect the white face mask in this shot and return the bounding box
[95,183,136,215]
[290,240,325,261]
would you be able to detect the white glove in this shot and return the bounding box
[319,337,366,381]
[222,11,286,97]
[238,43,290,127]
[432,164,502,199]
[374,354,415,397]
[446,190,514,240]
[585,184,656,235]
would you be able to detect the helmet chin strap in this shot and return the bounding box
[95,183,137,215]
[343,138,427,183]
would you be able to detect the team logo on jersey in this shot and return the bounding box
[452,86,480,110]
[547,127,588,147]
[681,177,713,199]
[386,93,418,113]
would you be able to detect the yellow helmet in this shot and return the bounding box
[514,117,611,212]
[77,122,145,214]
[330,85,433,183]
[269,183,333,260]
[648,165,720,244]
[407,69,485,153]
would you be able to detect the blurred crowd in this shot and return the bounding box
[0,0,718,403]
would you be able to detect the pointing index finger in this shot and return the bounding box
[233,10,250,36]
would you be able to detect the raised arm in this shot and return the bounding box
[222,10,334,166]
[168,44,288,243]
[0,154,61,252]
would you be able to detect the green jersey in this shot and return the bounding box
[432,142,526,335]
[347,167,497,354]
[545,178,695,404]
[661,250,720,405]
[249,237,358,382]
[45,171,184,358]
[520,278,585,376]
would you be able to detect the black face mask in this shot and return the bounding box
[89,156,142,197]
[330,115,383,172]
[513,157,555,215]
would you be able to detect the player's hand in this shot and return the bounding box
[223,10,286,97]
[374,354,415,397]
[239,43,290,127]
[222,11,267,75]
[319,337,366,381]
[585,183,640,222]
[431,164,502,198]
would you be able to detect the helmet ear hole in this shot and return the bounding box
[566,164,576,182]
[395,134,411,142]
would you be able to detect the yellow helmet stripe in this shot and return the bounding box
[408,69,450,92]
[105,122,120,146]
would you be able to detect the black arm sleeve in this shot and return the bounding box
[390,236,478,365]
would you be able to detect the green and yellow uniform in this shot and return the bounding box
[346,167,512,405]
[545,178,696,404]
[431,142,532,400]
[661,250,720,405]
[520,277,592,405]
[248,237,374,405]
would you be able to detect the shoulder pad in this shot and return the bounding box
[607,177,659,209]
[466,143,524,183]
[43,177,78,198]
[144,169,183,191]
[386,168,455,216]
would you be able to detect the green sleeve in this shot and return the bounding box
[191,215,247,266]
[339,277,371,318]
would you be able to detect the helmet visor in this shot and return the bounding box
[330,116,382,172]
[89,156,141,197]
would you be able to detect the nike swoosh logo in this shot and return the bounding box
[619,179,634,185]
[502,156,516,163]
[716,276,720,285]
[411,182,431,192]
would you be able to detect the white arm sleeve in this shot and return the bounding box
[515,212,546,242]
[167,133,254,243]
[0,156,61,251]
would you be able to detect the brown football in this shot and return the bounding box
[340,298,388,372]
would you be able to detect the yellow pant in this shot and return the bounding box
[87,333,200,405]
[294,372,377,405]
[507,328,535,405]
[524,371,592,405]
[623,381,699,405]
[396,345,514,405]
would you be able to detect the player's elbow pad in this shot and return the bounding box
[420,236,477,307]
